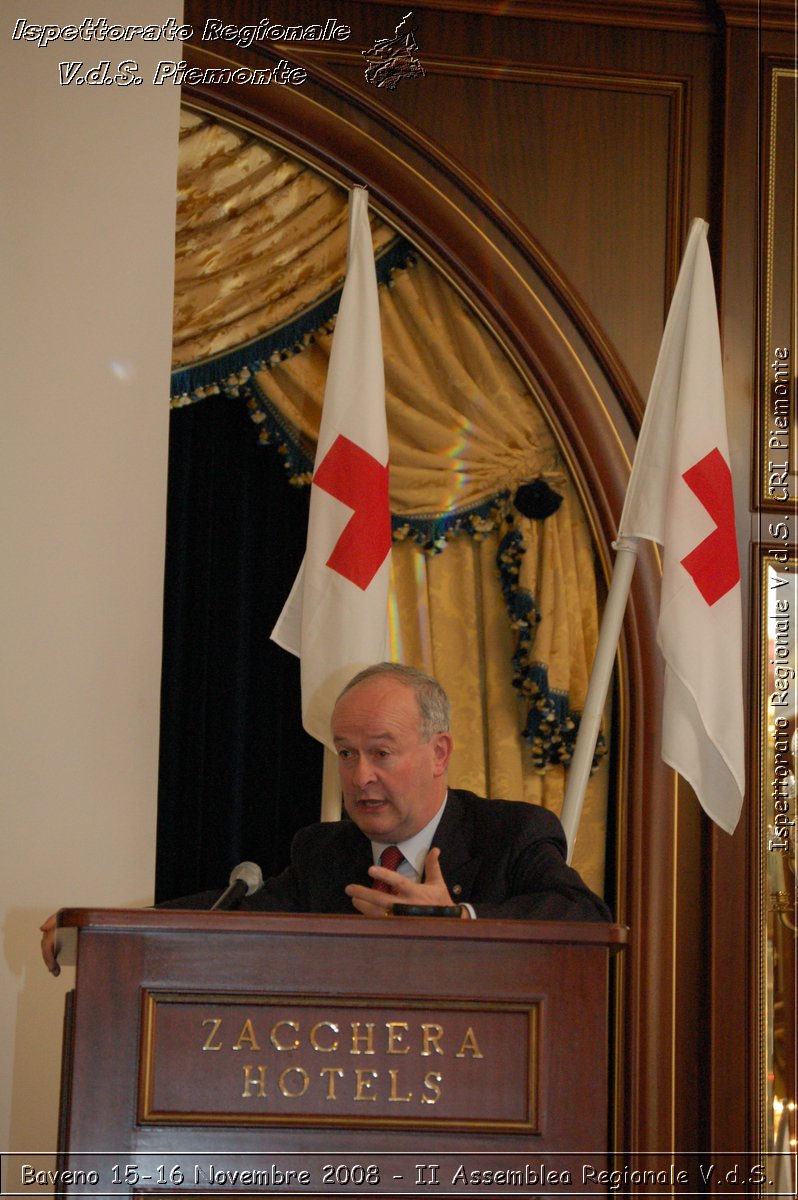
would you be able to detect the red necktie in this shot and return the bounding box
[374,844,404,893]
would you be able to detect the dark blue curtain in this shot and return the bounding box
[155,393,323,903]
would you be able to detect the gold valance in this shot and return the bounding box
[173,108,396,375]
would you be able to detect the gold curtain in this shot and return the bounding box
[173,109,395,376]
[171,109,609,894]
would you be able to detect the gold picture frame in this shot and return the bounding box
[756,544,797,1185]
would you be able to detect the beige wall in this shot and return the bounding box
[0,2,182,1150]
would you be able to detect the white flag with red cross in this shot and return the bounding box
[618,218,745,834]
[271,187,392,748]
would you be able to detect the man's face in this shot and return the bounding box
[331,676,452,844]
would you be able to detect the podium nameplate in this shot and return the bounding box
[140,991,540,1132]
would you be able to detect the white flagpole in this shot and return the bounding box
[560,535,640,861]
[321,747,342,822]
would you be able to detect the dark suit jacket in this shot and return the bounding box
[182,789,608,923]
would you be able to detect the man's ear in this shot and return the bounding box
[431,731,453,775]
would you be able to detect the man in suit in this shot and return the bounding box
[41,663,608,972]
[240,662,609,922]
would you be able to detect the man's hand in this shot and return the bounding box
[40,913,60,975]
[344,848,469,917]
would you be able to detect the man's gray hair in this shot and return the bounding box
[337,663,450,741]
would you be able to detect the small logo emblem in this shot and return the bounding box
[363,11,425,90]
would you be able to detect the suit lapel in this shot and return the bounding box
[309,824,373,914]
[430,791,481,903]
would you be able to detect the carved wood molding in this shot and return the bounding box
[347,0,795,32]
[343,0,718,34]
[758,59,796,510]
[715,0,798,28]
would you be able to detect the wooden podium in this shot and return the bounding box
[53,908,626,1195]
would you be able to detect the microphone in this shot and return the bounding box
[211,861,264,911]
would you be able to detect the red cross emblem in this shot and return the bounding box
[680,447,740,606]
[312,434,391,591]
